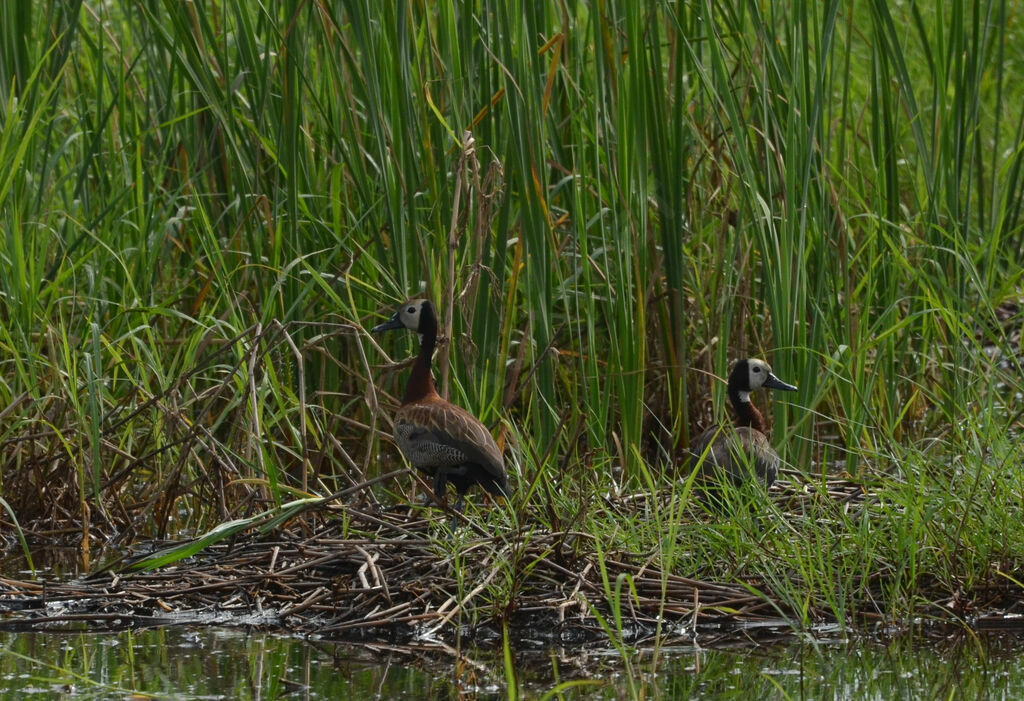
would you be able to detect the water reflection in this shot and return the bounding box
[1,625,1023,698]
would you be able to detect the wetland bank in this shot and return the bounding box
[2,0,1024,696]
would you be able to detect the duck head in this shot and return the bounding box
[730,358,798,404]
[371,299,438,337]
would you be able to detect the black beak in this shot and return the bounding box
[764,372,798,392]
[371,312,404,333]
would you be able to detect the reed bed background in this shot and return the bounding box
[1,0,1023,637]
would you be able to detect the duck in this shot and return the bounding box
[687,358,797,489]
[371,298,509,513]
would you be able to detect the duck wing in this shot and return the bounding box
[394,400,507,486]
[687,425,778,487]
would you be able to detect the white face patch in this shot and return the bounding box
[400,300,424,331]
[737,390,752,403]
[747,359,772,390]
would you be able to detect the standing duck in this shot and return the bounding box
[372,299,509,512]
[688,358,797,488]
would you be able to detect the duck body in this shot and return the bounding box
[393,396,509,504]
[690,424,782,487]
[688,358,797,488]
[372,299,509,511]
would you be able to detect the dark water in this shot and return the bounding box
[2,624,1023,699]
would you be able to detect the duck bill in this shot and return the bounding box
[371,313,404,333]
[764,373,798,392]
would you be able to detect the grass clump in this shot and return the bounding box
[0,0,1022,648]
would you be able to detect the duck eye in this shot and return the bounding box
[407,306,416,314]
[753,366,762,373]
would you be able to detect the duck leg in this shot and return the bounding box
[431,468,463,530]
[447,486,470,531]
[432,470,449,506]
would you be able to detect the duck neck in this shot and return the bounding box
[729,387,767,433]
[402,310,439,403]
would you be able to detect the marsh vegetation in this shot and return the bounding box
[1,0,1024,693]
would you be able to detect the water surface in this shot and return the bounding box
[2,624,1022,698]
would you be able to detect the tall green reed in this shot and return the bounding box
[0,0,1021,615]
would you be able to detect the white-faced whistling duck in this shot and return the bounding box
[372,299,509,513]
[688,358,797,489]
